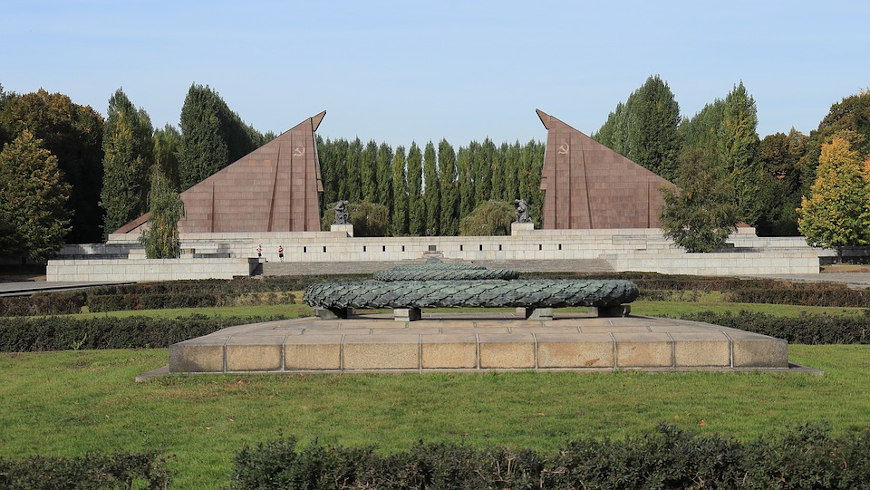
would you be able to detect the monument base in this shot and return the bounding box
[330,224,354,237]
[511,222,535,236]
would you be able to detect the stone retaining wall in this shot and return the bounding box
[47,258,258,282]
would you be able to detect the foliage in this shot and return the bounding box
[141,165,184,258]
[406,142,424,235]
[375,142,393,212]
[0,89,104,243]
[423,140,440,235]
[457,147,474,219]
[0,450,172,489]
[660,147,738,252]
[360,140,378,203]
[797,134,870,258]
[594,75,681,180]
[438,138,458,235]
[0,314,287,351]
[319,200,389,237]
[0,130,71,260]
[100,88,154,236]
[459,200,514,236]
[390,145,408,236]
[232,425,869,489]
[678,310,868,344]
[153,123,182,190]
[756,129,809,235]
[178,84,265,190]
[720,82,763,224]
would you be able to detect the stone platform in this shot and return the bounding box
[167,312,794,374]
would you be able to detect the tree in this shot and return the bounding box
[178,85,227,189]
[797,134,870,261]
[755,129,809,235]
[0,89,104,243]
[320,200,389,237]
[100,89,154,237]
[423,140,440,235]
[345,137,363,202]
[153,124,181,190]
[361,140,378,203]
[376,142,393,211]
[141,165,184,258]
[0,130,71,260]
[178,84,265,190]
[660,148,738,253]
[407,142,424,235]
[719,82,762,225]
[459,200,514,236]
[390,146,408,236]
[594,75,681,180]
[457,147,474,220]
[438,139,458,236]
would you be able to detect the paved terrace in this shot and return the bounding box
[166,312,798,375]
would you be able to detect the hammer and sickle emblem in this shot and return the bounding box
[557,144,569,155]
[293,146,305,157]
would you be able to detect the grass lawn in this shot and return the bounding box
[0,345,867,487]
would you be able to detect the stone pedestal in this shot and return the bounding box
[511,222,534,236]
[330,224,354,237]
[521,307,553,320]
[394,307,422,322]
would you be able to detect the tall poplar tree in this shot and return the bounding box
[490,152,504,201]
[719,82,762,225]
[0,130,71,260]
[423,140,440,235]
[153,124,181,190]
[361,140,378,203]
[345,137,363,202]
[178,85,228,189]
[407,142,424,235]
[438,139,458,235]
[376,142,393,212]
[594,75,681,180]
[457,147,474,220]
[391,146,408,236]
[100,89,154,237]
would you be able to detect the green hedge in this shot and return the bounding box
[0,450,171,489]
[678,311,869,344]
[1,275,371,317]
[0,314,284,351]
[231,424,869,489]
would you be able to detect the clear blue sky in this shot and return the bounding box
[3,0,869,146]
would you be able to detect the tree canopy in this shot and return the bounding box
[0,130,71,260]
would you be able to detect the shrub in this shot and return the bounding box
[231,424,870,489]
[459,200,514,236]
[0,314,285,351]
[0,450,171,489]
[678,311,869,344]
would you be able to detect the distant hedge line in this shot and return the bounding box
[677,311,869,345]
[0,275,370,316]
[231,424,869,489]
[0,450,170,489]
[0,314,284,351]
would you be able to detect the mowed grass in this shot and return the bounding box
[0,345,867,487]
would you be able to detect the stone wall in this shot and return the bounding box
[43,227,820,282]
[47,258,259,282]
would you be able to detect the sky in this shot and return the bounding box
[3,0,869,147]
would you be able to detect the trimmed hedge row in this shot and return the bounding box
[0,275,371,317]
[0,314,284,351]
[231,424,869,489]
[724,287,870,307]
[0,450,170,489]
[677,311,869,344]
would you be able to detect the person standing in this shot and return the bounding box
[256,244,262,258]
[278,245,284,262]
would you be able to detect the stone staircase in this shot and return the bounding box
[262,258,614,276]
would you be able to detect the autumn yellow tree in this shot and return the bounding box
[797,134,870,261]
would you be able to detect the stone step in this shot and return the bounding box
[262,259,614,276]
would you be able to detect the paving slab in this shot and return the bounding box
[163,311,799,374]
